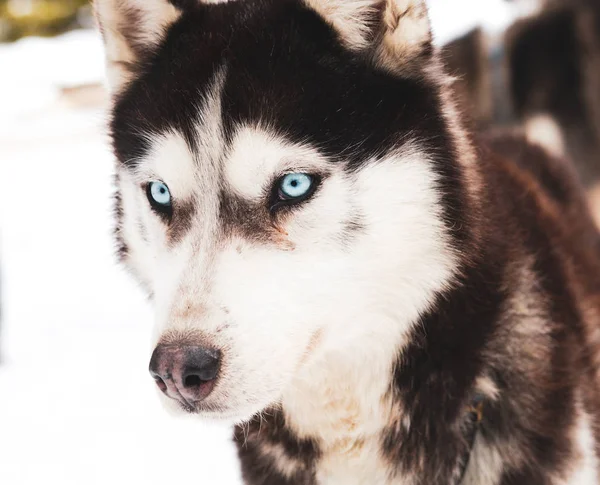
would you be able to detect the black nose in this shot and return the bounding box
[149,344,221,409]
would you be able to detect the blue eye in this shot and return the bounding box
[278,173,314,200]
[147,181,171,208]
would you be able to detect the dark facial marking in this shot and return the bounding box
[219,192,287,246]
[168,199,196,244]
[335,214,366,248]
[112,172,130,263]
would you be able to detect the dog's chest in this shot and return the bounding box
[315,438,413,485]
[281,355,410,485]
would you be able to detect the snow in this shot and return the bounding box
[0,3,534,483]
[0,30,241,485]
[428,0,542,45]
[0,30,106,122]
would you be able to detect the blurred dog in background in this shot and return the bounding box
[444,0,600,195]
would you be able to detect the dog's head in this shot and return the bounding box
[96,0,472,421]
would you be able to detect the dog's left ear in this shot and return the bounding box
[305,0,433,73]
[94,0,183,94]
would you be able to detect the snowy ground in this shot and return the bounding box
[0,3,535,484]
[0,29,242,485]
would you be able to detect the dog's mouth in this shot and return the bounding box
[169,385,282,424]
[174,397,240,419]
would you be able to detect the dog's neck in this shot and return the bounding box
[277,337,400,483]
[275,220,496,458]
[279,327,404,449]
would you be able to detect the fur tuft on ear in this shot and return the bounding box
[377,0,432,70]
[304,0,381,51]
[304,0,433,73]
[94,0,182,93]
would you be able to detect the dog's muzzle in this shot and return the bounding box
[149,344,221,410]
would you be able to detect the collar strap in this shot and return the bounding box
[456,394,486,484]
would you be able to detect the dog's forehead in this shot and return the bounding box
[110,0,444,173]
[110,0,328,168]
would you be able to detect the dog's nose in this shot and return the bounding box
[149,344,221,407]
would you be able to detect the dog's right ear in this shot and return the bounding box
[94,0,182,94]
[305,0,433,75]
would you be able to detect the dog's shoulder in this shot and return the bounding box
[478,130,600,333]
[480,130,600,251]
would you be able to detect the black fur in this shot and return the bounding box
[110,0,468,250]
[235,409,320,485]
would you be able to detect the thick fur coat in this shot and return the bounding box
[95,0,600,483]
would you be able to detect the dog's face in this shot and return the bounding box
[96,0,466,422]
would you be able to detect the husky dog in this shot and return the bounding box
[95,0,600,483]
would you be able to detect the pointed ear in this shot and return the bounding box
[305,0,433,73]
[94,0,182,94]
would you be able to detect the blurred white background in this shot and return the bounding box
[0,1,540,484]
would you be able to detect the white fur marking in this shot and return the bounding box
[558,406,599,485]
[462,435,503,485]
